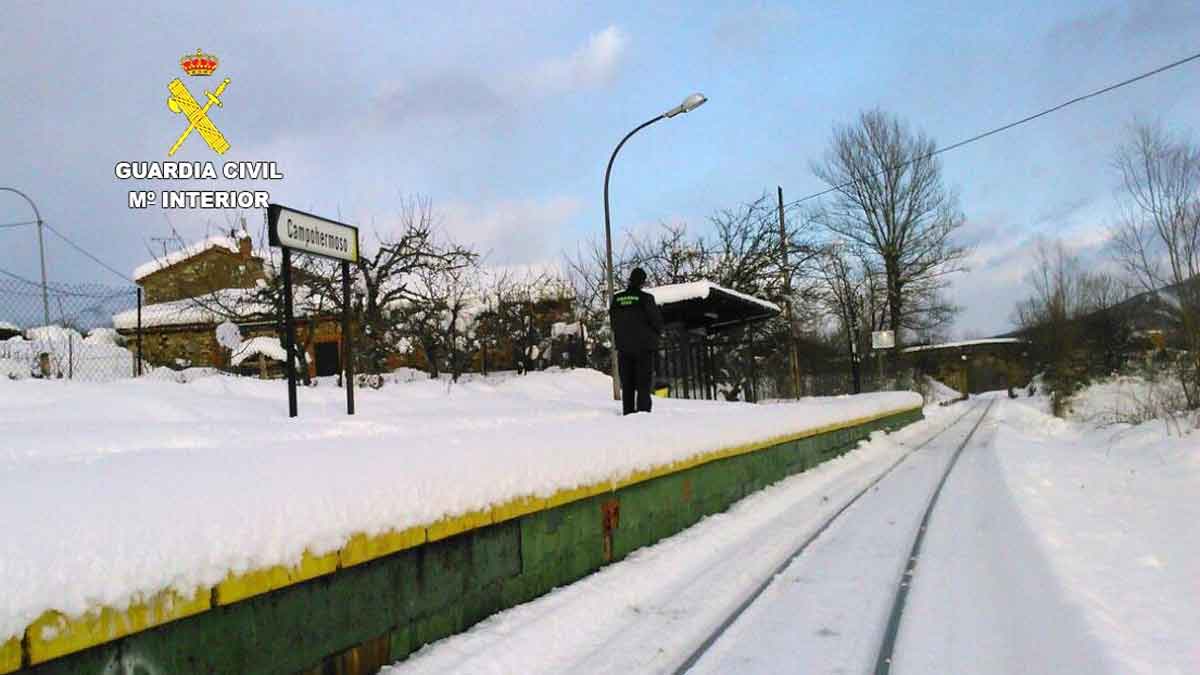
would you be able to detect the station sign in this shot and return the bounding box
[268,204,359,263]
[266,202,358,419]
[871,330,895,350]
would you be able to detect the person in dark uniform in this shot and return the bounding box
[610,267,664,415]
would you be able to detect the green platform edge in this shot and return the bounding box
[21,406,922,675]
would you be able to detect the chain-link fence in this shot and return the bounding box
[0,271,143,381]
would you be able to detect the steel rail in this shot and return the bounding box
[872,398,996,674]
[674,399,990,674]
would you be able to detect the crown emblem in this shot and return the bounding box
[180,49,218,77]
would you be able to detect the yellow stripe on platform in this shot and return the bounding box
[25,586,210,665]
[214,549,339,606]
[0,637,20,674]
[544,480,613,509]
[489,495,547,524]
[339,527,426,568]
[427,509,492,542]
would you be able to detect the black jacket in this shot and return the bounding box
[610,287,664,353]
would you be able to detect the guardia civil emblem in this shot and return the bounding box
[166,49,231,156]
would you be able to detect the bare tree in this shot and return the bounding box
[1014,239,1090,415]
[817,243,872,392]
[812,109,968,354]
[1078,270,1133,374]
[1110,120,1200,407]
[626,222,712,285]
[393,261,483,381]
[564,238,621,371]
[349,196,478,376]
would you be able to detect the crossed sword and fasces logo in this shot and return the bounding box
[166,77,231,156]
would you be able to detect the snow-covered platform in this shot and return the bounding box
[0,368,921,673]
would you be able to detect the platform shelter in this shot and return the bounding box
[646,281,781,401]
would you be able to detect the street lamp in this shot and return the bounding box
[603,92,707,399]
[0,187,49,325]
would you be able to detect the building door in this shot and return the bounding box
[314,341,340,377]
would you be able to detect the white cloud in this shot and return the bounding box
[522,26,629,94]
[440,196,582,264]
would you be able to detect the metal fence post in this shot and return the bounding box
[136,287,143,377]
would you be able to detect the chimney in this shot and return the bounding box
[237,216,251,258]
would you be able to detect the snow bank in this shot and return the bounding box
[0,369,919,640]
[144,366,225,383]
[923,376,962,404]
[992,395,1198,673]
[1064,374,1196,432]
[0,325,136,382]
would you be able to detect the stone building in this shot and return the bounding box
[114,231,348,377]
[136,232,265,304]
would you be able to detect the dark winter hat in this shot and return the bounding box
[629,267,647,289]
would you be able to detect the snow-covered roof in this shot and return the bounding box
[113,288,271,329]
[646,281,781,313]
[0,321,21,333]
[230,337,288,367]
[113,285,334,330]
[902,338,1024,353]
[133,230,253,281]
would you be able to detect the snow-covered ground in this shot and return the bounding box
[0,368,918,645]
[382,380,1198,674]
[977,390,1198,674]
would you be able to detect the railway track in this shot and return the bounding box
[674,398,996,675]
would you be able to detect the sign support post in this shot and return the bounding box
[281,246,298,418]
[341,260,355,415]
[268,203,360,419]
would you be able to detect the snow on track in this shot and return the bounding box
[892,400,1114,674]
[686,401,992,675]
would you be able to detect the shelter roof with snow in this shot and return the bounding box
[901,337,1025,354]
[647,281,781,333]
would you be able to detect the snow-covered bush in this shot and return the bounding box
[1067,372,1195,434]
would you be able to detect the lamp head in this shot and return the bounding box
[664,92,707,118]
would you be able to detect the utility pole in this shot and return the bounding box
[778,186,800,398]
[1,187,49,325]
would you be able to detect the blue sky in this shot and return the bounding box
[2,0,1199,335]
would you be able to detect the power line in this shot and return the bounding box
[0,267,133,297]
[781,49,1200,212]
[41,223,134,283]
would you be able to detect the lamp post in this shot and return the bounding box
[0,187,49,326]
[603,92,707,399]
